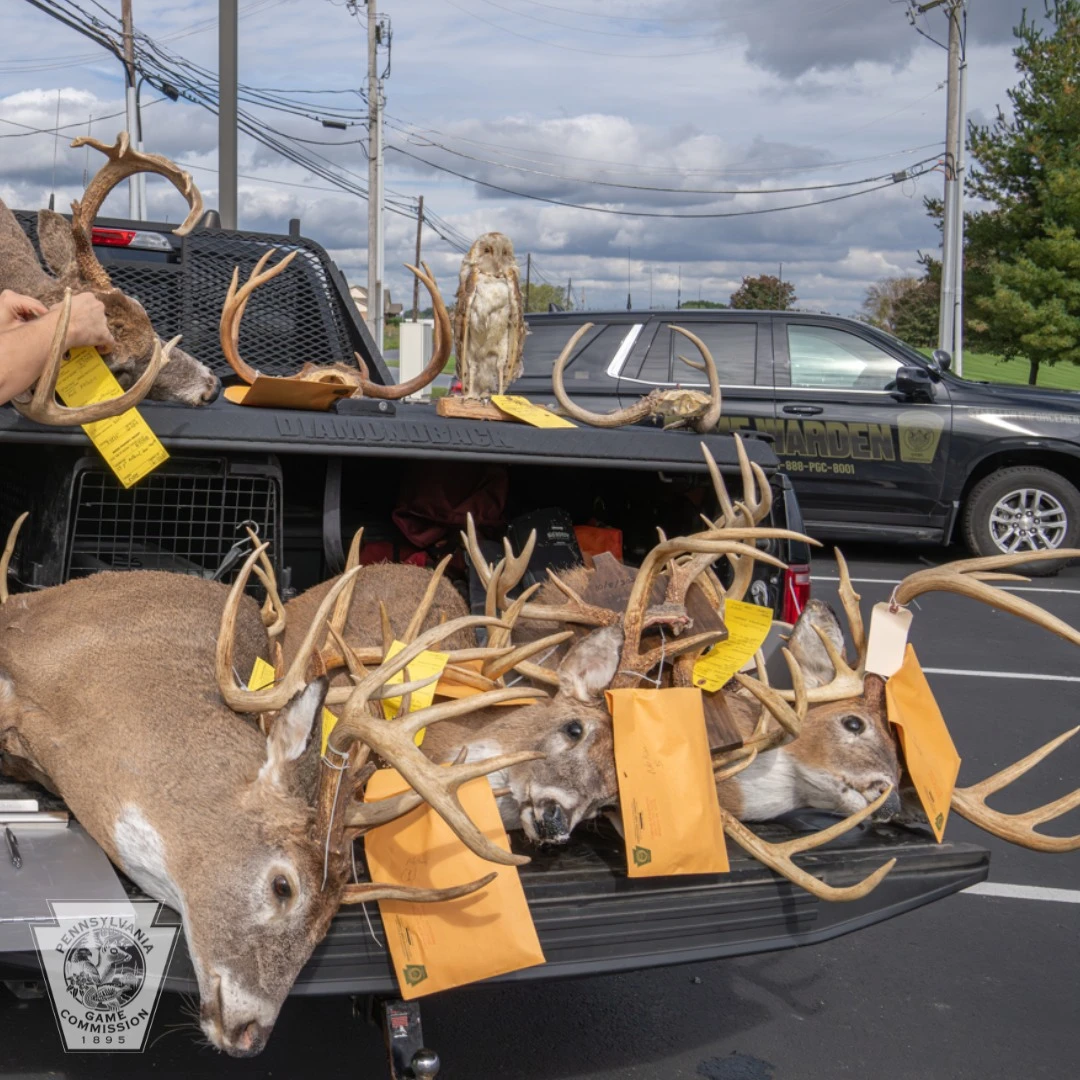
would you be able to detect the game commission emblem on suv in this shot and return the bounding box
[896,410,945,464]
[31,901,179,1052]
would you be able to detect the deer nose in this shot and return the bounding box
[867,780,902,820]
[535,802,569,842]
[201,374,221,403]
[229,1019,267,1057]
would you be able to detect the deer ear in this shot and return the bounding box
[36,210,77,279]
[787,599,846,689]
[863,673,887,716]
[258,677,328,790]
[557,625,624,703]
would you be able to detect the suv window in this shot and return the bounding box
[522,323,636,381]
[632,322,757,384]
[787,324,901,391]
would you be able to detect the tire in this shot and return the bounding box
[962,466,1080,576]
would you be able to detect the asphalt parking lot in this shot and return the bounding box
[2,542,1078,1079]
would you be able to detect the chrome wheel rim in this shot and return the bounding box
[988,487,1068,553]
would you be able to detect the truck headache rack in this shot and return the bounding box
[12,210,387,383]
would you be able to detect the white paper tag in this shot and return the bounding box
[864,602,913,678]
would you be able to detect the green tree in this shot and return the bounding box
[679,299,728,309]
[729,274,796,310]
[862,276,924,333]
[523,282,568,312]
[891,259,941,349]
[964,0,1080,383]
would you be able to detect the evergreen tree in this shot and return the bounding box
[729,274,797,310]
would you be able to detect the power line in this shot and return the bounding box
[390,142,934,219]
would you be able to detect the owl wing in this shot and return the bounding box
[505,263,525,388]
[453,266,478,396]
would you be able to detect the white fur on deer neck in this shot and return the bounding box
[113,805,187,919]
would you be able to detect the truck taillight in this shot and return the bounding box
[782,563,811,623]
[91,227,172,251]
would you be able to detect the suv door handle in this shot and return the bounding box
[782,404,824,416]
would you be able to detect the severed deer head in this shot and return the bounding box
[0,133,218,423]
[0,524,542,1057]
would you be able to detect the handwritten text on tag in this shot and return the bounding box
[55,346,168,488]
[692,600,773,693]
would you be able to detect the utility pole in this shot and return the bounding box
[677,265,681,310]
[524,253,531,312]
[411,195,424,322]
[952,24,968,375]
[121,0,139,219]
[566,276,572,311]
[219,0,238,229]
[366,0,384,349]
[935,0,964,368]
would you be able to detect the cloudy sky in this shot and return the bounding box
[0,0,1038,315]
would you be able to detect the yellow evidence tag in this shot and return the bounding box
[608,687,729,877]
[248,657,338,756]
[691,600,773,693]
[55,346,168,488]
[885,644,961,842]
[364,768,545,999]
[381,640,450,744]
[491,394,577,429]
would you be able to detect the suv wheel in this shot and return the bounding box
[962,466,1080,576]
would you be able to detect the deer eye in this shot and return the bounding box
[563,720,584,741]
[842,716,866,735]
[271,875,293,900]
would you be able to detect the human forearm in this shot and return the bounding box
[0,309,64,404]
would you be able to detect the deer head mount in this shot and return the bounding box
[219,252,449,399]
[552,322,721,431]
[0,133,219,424]
[0,519,543,1057]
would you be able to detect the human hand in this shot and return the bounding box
[60,292,116,354]
[0,290,48,333]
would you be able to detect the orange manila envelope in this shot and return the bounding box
[363,768,545,999]
[886,644,961,842]
[607,687,729,877]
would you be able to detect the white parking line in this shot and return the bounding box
[815,575,1080,595]
[922,668,1080,683]
[964,882,1080,904]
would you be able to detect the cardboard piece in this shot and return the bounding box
[363,768,545,999]
[886,644,961,842]
[224,375,354,411]
[607,687,729,877]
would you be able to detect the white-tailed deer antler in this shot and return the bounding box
[356,262,451,399]
[721,788,897,902]
[13,289,169,426]
[0,512,28,605]
[891,548,1080,851]
[552,322,721,431]
[68,132,203,290]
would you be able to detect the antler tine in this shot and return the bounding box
[700,441,738,526]
[893,550,1080,647]
[378,601,395,657]
[219,249,299,384]
[488,581,543,651]
[721,788,897,901]
[501,530,537,595]
[359,261,451,398]
[14,289,165,426]
[733,647,807,740]
[834,548,865,660]
[216,544,362,713]
[510,659,563,689]
[952,727,1080,852]
[402,553,454,644]
[323,528,364,653]
[0,511,28,605]
[669,325,721,432]
[482,630,574,681]
[341,872,498,906]
[461,513,494,588]
[244,526,286,640]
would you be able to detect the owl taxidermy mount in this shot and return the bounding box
[453,232,526,399]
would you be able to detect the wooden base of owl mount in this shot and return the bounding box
[435,396,509,422]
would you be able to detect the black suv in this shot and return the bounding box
[518,310,1080,571]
